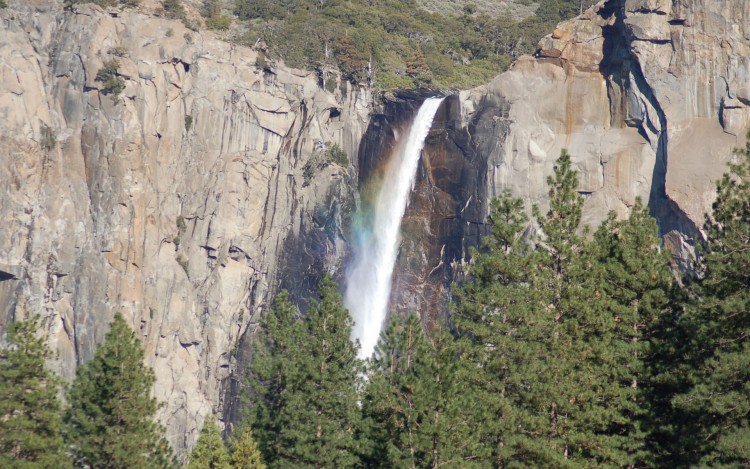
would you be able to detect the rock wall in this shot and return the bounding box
[385,0,750,323]
[455,0,750,265]
[3,0,750,458]
[0,0,371,455]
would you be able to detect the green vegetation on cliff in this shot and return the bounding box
[234,0,598,89]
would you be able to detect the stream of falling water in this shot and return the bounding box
[344,97,445,359]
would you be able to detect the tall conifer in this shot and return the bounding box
[568,200,673,466]
[186,419,231,469]
[64,312,175,468]
[245,290,299,463]
[0,317,70,468]
[363,314,476,467]
[230,425,265,468]
[670,135,750,466]
[247,276,362,468]
[452,191,551,466]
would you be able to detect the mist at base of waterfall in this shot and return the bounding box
[344,97,445,360]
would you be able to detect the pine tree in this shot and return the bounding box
[247,275,362,468]
[0,317,70,468]
[567,199,673,466]
[669,135,750,466]
[528,149,587,464]
[452,191,552,466]
[187,419,231,469]
[64,312,175,468]
[362,314,477,467]
[245,290,299,463]
[230,425,265,469]
[405,44,431,86]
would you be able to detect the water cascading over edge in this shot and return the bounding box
[344,97,445,359]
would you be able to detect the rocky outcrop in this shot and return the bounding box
[0,0,371,455]
[455,0,750,265]
[382,0,750,323]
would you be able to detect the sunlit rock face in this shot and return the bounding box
[455,0,750,267]
[0,0,372,456]
[390,0,750,320]
[3,0,750,459]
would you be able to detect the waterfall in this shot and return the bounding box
[345,97,445,359]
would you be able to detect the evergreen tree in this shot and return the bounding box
[64,312,175,469]
[230,425,265,469]
[452,191,552,466]
[527,149,587,464]
[187,419,231,469]
[247,275,362,468]
[405,44,431,86]
[0,317,70,468]
[669,135,750,466]
[567,200,673,466]
[362,314,478,467]
[245,290,299,463]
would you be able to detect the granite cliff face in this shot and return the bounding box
[0,0,370,454]
[1,0,748,458]
[380,0,750,323]
[454,0,750,265]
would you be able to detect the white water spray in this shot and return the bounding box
[345,97,445,359]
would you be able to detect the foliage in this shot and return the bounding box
[232,0,593,89]
[161,0,185,19]
[362,314,479,467]
[244,291,298,463]
[108,46,128,57]
[203,0,231,30]
[301,142,349,187]
[245,276,362,468]
[325,143,348,166]
[667,133,750,466]
[334,34,366,83]
[95,59,126,100]
[229,426,266,469]
[64,312,176,469]
[0,317,70,468]
[40,123,56,151]
[67,0,140,7]
[205,15,232,30]
[453,152,675,467]
[186,419,231,469]
[452,191,550,466]
[568,199,674,466]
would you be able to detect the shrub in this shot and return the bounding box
[95,59,126,100]
[66,0,140,7]
[301,143,348,187]
[184,115,193,131]
[161,0,185,19]
[107,46,127,57]
[40,124,56,151]
[326,143,348,167]
[205,15,231,31]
